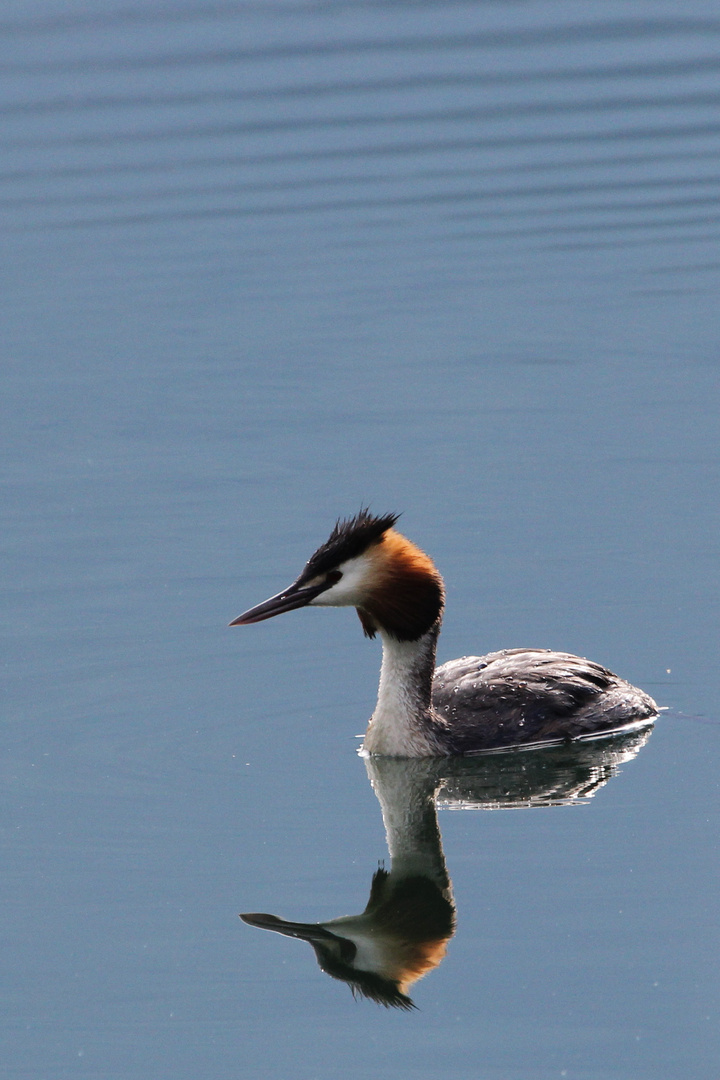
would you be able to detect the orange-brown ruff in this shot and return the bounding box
[355,529,445,642]
[230,510,658,756]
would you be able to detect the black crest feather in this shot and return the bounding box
[299,509,399,581]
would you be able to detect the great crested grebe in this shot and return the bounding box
[230,510,657,757]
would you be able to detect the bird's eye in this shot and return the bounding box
[327,570,342,586]
[338,937,357,962]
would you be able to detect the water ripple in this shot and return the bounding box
[2,2,719,264]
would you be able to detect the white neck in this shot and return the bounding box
[361,627,445,757]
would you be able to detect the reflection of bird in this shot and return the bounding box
[231,511,657,756]
[240,733,652,1008]
[242,757,456,1010]
[241,869,453,1011]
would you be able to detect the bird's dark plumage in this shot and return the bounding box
[298,509,399,584]
[432,649,657,753]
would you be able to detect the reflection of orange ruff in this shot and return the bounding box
[232,510,658,756]
[354,867,454,990]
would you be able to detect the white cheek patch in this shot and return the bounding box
[310,554,372,607]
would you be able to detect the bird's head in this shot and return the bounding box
[230,510,444,642]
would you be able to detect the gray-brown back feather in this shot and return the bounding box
[432,649,657,753]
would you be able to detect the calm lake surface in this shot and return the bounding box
[2,3,718,1078]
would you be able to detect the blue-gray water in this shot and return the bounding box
[2,3,718,1078]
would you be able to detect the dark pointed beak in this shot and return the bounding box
[239,912,338,944]
[229,578,328,626]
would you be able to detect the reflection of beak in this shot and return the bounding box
[229,579,328,626]
[239,912,338,944]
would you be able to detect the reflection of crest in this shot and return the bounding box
[240,730,652,1008]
